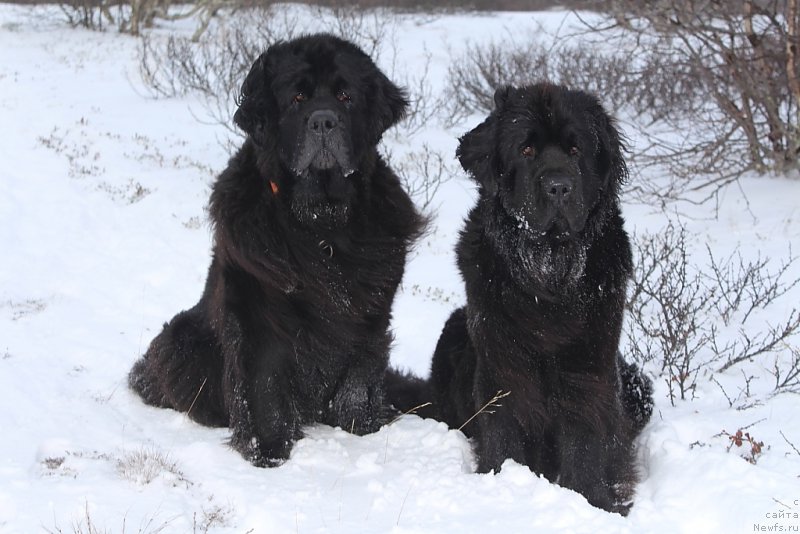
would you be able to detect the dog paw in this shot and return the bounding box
[230,432,292,468]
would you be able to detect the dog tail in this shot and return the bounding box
[384,368,435,418]
[617,354,654,433]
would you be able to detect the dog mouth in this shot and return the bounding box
[313,147,356,176]
[311,148,338,171]
[546,215,579,241]
[292,111,356,177]
[497,211,589,293]
[512,210,584,242]
[293,143,356,176]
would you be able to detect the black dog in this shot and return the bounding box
[129,34,424,467]
[387,84,652,514]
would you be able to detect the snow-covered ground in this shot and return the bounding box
[1,4,799,533]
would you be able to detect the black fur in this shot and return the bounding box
[388,84,652,514]
[129,34,424,467]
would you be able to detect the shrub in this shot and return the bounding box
[624,222,800,405]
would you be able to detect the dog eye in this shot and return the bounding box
[292,93,307,104]
[521,146,535,157]
[569,146,580,156]
[337,91,351,103]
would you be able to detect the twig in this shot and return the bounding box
[779,430,800,456]
[186,378,208,418]
[388,402,432,426]
[710,376,734,407]
[740,418,767,431]
[338,479,344,523]
[384,402,433,464]
[396,484,414,527]
[773,497,794,510]
[458,390,510,432]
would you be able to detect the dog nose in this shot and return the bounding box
[544,177,573,204]
[308,110,339,135]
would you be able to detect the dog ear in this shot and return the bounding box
[457,114,499,195]
[456,86,511,195]
[590,102,628,190]
[493,85,511,109]
[233,49,276,145]
[371,71,409,137]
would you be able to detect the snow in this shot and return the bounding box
[1,4,799,533]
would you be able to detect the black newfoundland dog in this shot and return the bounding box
[388,83,652,514]
[129,34,424,467]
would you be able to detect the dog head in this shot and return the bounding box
[458,83,627,243]
[234,34,408,228]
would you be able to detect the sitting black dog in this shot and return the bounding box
[387,83,652,515]
[129,34,424,467]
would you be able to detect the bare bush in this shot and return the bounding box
[709,247,800,371]
[191,504,233,533]
[138,6,303,141]
[770,344,800,394]
[446,2,800,203]
[625,223,710,403]
[385,143,455,213]
[45,499,175,534]
[442,33,699,125]
[302,0,594,9]
[442,34,719,205]
[59,0,114,30]
[444,39,630,126]
[400,48,441,136]
[138,5,408,134]
[116,446,189,487]
[138,5,446,185]
[625,222,800,405]
[58,0,253,37]
[137,5,452,211]
[312,3,395,60]
[586,0,800,194]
